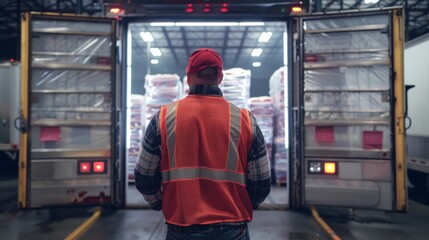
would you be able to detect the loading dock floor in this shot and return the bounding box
[1,178,429,240]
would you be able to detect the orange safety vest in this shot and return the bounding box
[159,95,253,226]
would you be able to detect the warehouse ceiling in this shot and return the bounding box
[128,22,286,73]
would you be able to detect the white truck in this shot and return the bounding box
[404,33,429,192]
[0,62,20,160]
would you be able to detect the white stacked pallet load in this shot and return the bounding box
[273,137,288,186]
[183,76,189,96]
[220,68,251,109]
[248,97,274,162]
[128,94,145,182]
[144,74,182,127]
[269,67,288,186]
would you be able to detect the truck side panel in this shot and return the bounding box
[405,34,429,138]
[405,33,429,187]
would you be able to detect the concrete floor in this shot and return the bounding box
[321,201,429,240]
[2,201,429,240]
[82,210,326,240]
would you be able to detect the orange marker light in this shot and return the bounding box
[291,6,302,13]
[110,8,121,14]
[324,162,337,174]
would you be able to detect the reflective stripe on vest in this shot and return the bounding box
[165,102,178,168]
[162,168,246,185]
[162,102,245,185]
[227,104,241,171]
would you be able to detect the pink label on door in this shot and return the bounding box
[362,131,383,149]
[40,127,61,142]
[315,126,334,143]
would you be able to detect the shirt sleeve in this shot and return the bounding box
[246,112,271,209]
[134,111,163,211]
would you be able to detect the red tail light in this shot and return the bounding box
[79,162,91,174]
[220,3,228,13]
[186,3,194,13]
[202,3,211,13]
[93,161,106,173]
[78,160,107,174]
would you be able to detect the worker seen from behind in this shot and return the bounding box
[135,48,271,240]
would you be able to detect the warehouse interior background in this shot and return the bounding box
[128,21,285,96]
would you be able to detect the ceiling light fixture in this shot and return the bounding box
[150,48,162,57]
[140,32,154,42]
[252,62,261,67]
[151,59,159,64]
[258,32,272,43]
[150,22,175,26]
[149,22,265,27]
[251,48,263,57]
[239,22,265,26]
[175,22,239,26]
[364,0,379,3]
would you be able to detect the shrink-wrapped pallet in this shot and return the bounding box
[220,68,251,109]
[183,76,189,96]
[269,67,288,185]
[248,96,274,159]
[144,74,182,126]
[273,137,287,185]
[128,94,145,182]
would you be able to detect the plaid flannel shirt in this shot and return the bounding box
[135,85,271,212]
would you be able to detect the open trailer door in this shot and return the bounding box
[18,12,123,208]
[290,8,407,212]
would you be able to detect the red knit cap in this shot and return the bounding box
[186,48,223,79]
